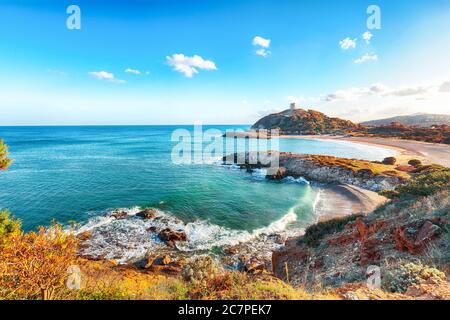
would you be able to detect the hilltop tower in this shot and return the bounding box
[289,102,296,116]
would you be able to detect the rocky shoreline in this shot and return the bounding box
[224,151,409,191]
[73,147,449,297]
[76,151,406,277]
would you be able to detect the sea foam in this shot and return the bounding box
[76,205,300,264]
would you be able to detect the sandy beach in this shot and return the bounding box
[224,131,449,221]
[225,131,450,167]
[315,184,389,222]
[280,135,450,167]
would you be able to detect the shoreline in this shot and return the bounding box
[314,184,389,223]
[75,180,390,267]
[224,131,450,166]
[76,133,447,268]
[279,135,450,167]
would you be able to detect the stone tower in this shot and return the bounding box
[289,102,296,116]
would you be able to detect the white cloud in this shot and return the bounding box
[387,86,429,97]
[252,36,271,48]
[369,83,389,93]
[362,31,373,44]
[253,36,271,57]
[256,48,271,57]
[323,83,439,102]
[355,54,378,64]
[88,71,125,84]
[125,68,141,75]
[439,81,450,92]
[339,37,357,50]
[324,87,372,102]
[166,54,217,78]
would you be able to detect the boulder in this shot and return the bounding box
[137,208,157,219]
[111,210,128,219]
[77,231,92,241]
[224,246,240,255]
[266,167,288,180]
[144,255,184,275]
[158,228,188,247]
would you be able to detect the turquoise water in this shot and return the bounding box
[0,126,393,260]
[0,126,394,230]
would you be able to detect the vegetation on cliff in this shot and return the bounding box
[380,166,449,198]
[0,140,11,170]
[252,108,362,135]
[363,122,450,144]
[272,165,449,293]
[0,222,78,300]
[302,154,409,179]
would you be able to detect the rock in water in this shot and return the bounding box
[158,228,188,247]
[111,210,128,219]
[137,208,157,219]
[266,167,288,180]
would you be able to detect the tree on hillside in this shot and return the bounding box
[0,139,11,170]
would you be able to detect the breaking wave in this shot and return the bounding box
[75,205,300,264]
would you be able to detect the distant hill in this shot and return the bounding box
[361,113,450,127]
[252,108,361,135]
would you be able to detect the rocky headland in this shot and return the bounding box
[249,105,450,144]
[224,151,410,191]
[252,107,362,135]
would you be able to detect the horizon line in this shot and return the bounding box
[0,124,253,128]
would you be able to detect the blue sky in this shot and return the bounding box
[0,0,449,125]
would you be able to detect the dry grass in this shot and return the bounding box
[304,154,411,179]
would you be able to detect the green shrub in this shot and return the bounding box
[299,214,362,247]
[182,256,222,284]
[382,157,397,165]
[393,169,450,198]
[411,164,445,174]
[0,139,12,170]
[76,287,127,300]
[384,263,446,293]
[408,159,422,167]
[0,209,21,240]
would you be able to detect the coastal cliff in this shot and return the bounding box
[272,190,449,288]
